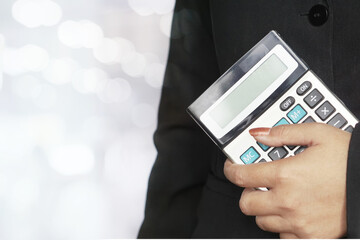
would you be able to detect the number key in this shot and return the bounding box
[268,147,288,161]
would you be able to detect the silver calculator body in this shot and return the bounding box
[187,31,358,165]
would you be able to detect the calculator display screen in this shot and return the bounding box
[209,54,288,128]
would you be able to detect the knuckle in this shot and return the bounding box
[255,217,268,232]
[275,164,291,185]
[279,195,299,212]
[239,197,250,215]
[292,218,311,236]
[234,170,245,186]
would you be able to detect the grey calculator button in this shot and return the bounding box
[297,81,312,95]
[315,101,335,121]
[327,113,348,129]
[258,159,267,163]
[303,116,315,123]
[345,126,354,133]
[287,145,296,150]
[280,96,295,111]
[295,146,307,155]
[304,89,324,108]
[268,147,288,161]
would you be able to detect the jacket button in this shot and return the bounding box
[308,4,329,26]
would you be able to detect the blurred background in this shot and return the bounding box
[0,0,174,239]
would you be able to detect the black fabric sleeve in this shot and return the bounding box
[137,0,220,238]
[346,123,360,238]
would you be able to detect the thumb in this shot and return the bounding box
[249,122,335,147]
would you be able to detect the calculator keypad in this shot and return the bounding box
[235,74,356,165]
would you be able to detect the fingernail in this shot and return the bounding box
[249,127,271,137]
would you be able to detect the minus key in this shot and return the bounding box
[327,113,348,129]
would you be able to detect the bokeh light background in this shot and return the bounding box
[0,0,174,239]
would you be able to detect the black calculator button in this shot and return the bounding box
[304,89,324,108]
[280,96,295,111]
[315,101,335,121]
[297,81,312,96]
[327,113,348,129]
[345,126,354,133]
[295,146,307,155]
[268,147,288,161]
[303,116,315,123]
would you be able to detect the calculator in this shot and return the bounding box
[187,31,358,165]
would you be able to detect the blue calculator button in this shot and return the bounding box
[258,118,289,152]
[287,104,307,123]
[240,147,260,164]
[257,142,270,151]
[274,118,290,127]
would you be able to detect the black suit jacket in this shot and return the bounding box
[138,0,360,238]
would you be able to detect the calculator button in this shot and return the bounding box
[268,147,288,160]
[274,118,290,126]
[295,146,307,155]
[327,113,348,129]
[257,159,267,163]
[287,145,296,150]
[303,116,315,123]
[259,118,290,151]
[345,126,354,133]
[315,101,335,121]
[287,104,307,123]
[297,81,312,95]
[240,147,260,164]
[304,89,324,108]
[257,142,270,151]
[280,96,295,111]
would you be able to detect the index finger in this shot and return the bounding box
[224,159,281,188]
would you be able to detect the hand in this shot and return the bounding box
[224,123,351,238]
